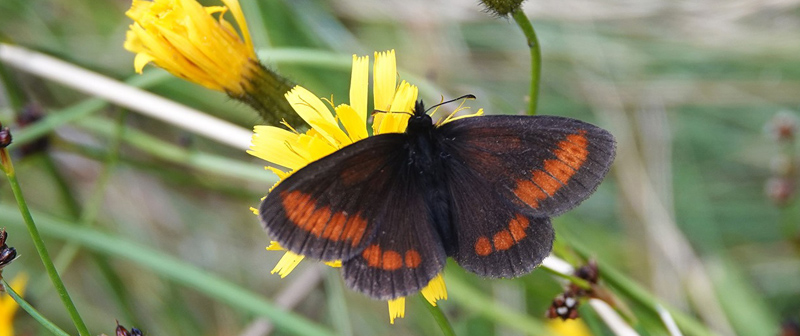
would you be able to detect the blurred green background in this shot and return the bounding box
[1,0,799,335]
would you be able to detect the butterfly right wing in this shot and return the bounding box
[436,115,616,277]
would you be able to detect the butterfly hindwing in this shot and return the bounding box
[342,164,447,300]
[444,159,554,277]
[437,115,616,277]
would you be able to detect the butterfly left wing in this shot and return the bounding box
[436,115,616,277]
[260,134,446,300]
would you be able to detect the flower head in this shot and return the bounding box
[124,0,299,125]
[249,50,471,323]
[125,0,256,95]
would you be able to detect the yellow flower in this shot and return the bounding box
[248,50,453,323]
[0,273,29,336]
[547,318,593,336]
[124,0,257,95]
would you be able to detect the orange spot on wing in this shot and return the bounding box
[532,170,562,196]
[306,206,332,236]
[475,236,493,256]
[281,191,315,228]
[362,245,381,267]
[544,159,575,184]
[513,179,546,208]
[508,214,529,241]
[513,131,590,208]
[322,212,347,240]
[555,132,589,170]
[281,191,369,246]
[404,250,421,268]
[493,230,514,251]
[382,250,403,271]
[342,214,368,246]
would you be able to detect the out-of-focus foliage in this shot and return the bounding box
[1,0,799,335]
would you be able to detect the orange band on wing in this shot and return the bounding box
[513,130,589,208]
[360,244,424,270]
[473,214,531,257]
[280,190,368,247]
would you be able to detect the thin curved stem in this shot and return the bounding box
[511,9,542,116]
[422,298,456,336]
[1,149,91,336]
[2,279,72,336]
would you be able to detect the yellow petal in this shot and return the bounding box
[324,260,342,268]
[376,81,417,134]
[388,297,406,324]
[132,52,156,74]
[271,251,304,278]
[285,86,350,147]
[248,125,315,170]
[336,104,368,142]
[349,54,369,123]
[373,50,397,112]
[266,241,284,251]
[420,273,447,306]
[221,0,254,55]
[547,318,593,336]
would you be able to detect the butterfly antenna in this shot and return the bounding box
[424,94,476,114]
[371,109,414,116]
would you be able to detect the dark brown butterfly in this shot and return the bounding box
[259,98,616,300]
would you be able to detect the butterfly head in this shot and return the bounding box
[406,100,434,134]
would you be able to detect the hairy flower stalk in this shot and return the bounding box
[480,0,525,16]
[124,0,299,125]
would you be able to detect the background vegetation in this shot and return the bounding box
[1,0,799,335]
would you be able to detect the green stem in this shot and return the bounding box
[2,279,72,336]
[511,9,542,116]
[422,298,456,336]
[324,269,353,336]
[0,204,337,336]
[446,276,555,336]
[569,240,714,336]
[1,149,91,336]
[541,264,592,290]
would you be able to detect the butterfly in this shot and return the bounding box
[258,96,616,300]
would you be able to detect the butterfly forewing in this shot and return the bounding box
[260,135,408,262]
[437,115,616,277]
[440,115,616,217]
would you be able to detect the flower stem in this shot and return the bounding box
[422,298,456,336]
[1,148,91,336]
[511,9,541,116]
[2,279,72,336]
[540,264,592,290]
